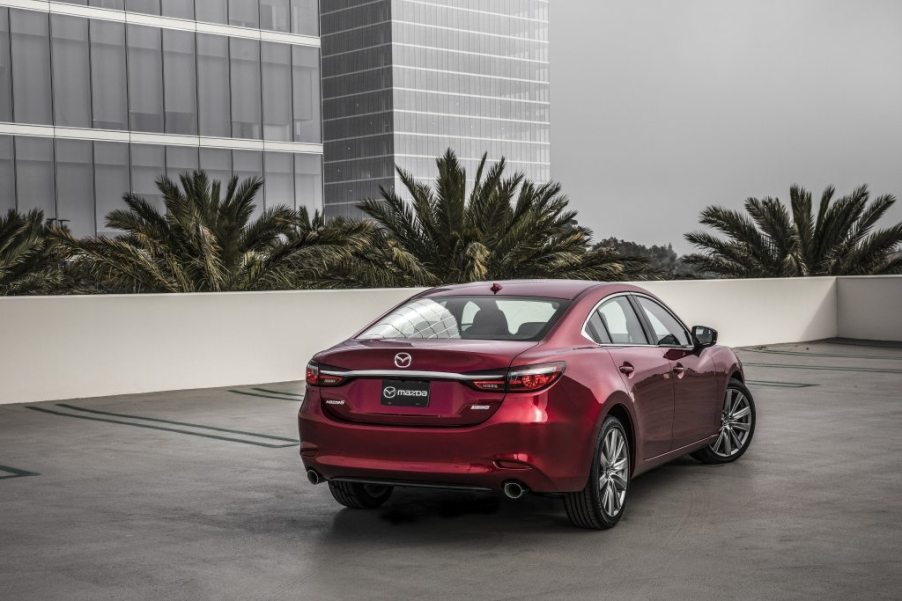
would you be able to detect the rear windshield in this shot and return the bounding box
[358,296,570,341]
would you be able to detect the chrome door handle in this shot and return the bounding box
[673,363,686,378]
[619,363,634,376]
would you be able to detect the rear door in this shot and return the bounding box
[586,295,675,460]
[632,295,719,449]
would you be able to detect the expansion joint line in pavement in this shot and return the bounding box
[229,388,305,401]
[746,349,902,361]
[743,363,902,374]
[0,464,40,480]
[25,404,299,448]
[746,380,816,388]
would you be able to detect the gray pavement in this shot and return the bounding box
[1,340,901,600]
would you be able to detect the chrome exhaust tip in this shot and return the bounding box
[502,481,526,500]
[306,469,321,485]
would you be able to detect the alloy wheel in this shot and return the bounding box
[598,427,629,518]
[710,387,753,458]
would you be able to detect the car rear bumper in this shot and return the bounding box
[298,389,597,494]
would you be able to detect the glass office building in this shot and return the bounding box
[0,0,322,237]
[321,0,550,218]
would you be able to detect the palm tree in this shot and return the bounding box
[684,185,902,277]
[0,209,66,295]
[60,171,374,292]
[359,150,627,285]
[269,206,407,289]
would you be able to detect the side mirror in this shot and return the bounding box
[692,325,718,349]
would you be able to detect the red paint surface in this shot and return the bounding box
[299,281,742,493]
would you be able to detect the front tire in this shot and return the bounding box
[564,416,630,530]
[328,481,393,509]
[692,378,756,464]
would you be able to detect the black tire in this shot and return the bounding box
[692,378,756,464]
[328,481,393,509]
[564,416,630,530]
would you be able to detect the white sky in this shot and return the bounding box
[550,0,902,254]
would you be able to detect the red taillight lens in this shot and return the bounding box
[507,363,565,392]
[305,363,345,387]
[467,363,565,392]
[305,363,319,385]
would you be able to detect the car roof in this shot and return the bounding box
[422,279,636,301]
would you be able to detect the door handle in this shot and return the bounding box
[619,363,634,376]
[673,363,686,378]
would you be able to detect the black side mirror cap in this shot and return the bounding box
[692,325,718,348]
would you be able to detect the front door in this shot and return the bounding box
[633,296,720,449]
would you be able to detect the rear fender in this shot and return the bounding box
[570,390,637,490]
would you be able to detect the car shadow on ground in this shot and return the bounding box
[316,455,709,542]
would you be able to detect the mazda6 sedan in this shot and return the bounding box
[298,280,756,529]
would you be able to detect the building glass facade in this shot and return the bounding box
[321,0,550,218]
[0,1,322,237]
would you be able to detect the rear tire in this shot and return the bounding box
[692,378,756,464]
[564,416,630,530]
[328,481,393,509]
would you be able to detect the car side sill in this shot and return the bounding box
[635,435,719,476]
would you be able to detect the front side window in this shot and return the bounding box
[596,297,648,345]
[358,296,569,341]
[636,297,691,346]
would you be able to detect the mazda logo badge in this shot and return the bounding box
[394,352,412,368]
[383,386,397,399]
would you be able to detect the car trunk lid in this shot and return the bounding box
[313,339,535,427]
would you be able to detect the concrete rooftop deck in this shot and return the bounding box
[1,340,900,600]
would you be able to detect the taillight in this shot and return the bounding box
[305,362,346,387]
[468,363,565,392]
[507,363,565,392]
[305,363,319,385]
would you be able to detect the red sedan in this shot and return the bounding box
[299,280,756,529]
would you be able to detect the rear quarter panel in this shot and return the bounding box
[514,344,636,486]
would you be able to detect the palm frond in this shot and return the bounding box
[357,148,631,284]
[687,184,902,277]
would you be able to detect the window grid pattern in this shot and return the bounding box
[321,0,394,218]
[0,134,323,238]
[320,0,551,220]
[391,0,550,191]
[1,9,321,142]
[0,4,323,234]
[51,0,320,36]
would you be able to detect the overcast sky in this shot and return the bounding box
[550,0,902,254]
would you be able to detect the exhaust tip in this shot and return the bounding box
[502,481,526,500]
[306,469,321,485]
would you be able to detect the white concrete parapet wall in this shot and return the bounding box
[638,277,838,348]
[1,276,899,404]
[836,276,902,342]
[0,288,420,405]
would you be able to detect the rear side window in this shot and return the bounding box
[358,296,570,341]
[585,311,612,344]
[595,296,648,345]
